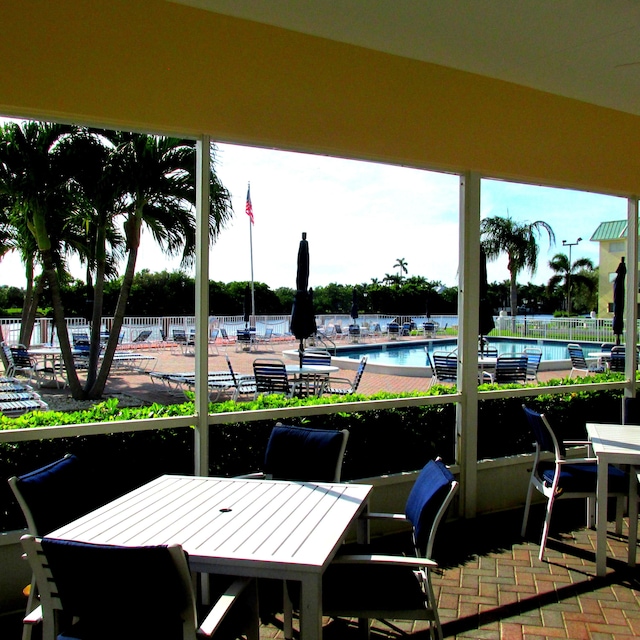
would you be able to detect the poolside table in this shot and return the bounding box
[47,474,372,640]
[286,363,339,396]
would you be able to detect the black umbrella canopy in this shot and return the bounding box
[479,247,496,352]
[613,257,626,345]
[350,288,359,321]
[290,233,317,363]
[243,285,251,327]
[425,296,431,320]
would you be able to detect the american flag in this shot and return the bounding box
[245,184,254,225]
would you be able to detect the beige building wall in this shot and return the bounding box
[2,0,640,200]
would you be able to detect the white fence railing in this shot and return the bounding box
[0,314,626,347]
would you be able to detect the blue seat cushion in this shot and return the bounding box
[263,424,345,482]
[539,461,629,494]
[405,459,455,556]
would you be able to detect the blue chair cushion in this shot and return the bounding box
[263,424,345,482]
[539,461,629,494]
[15,455,99,535]
[405,459,454,555]
[42,538,189,640]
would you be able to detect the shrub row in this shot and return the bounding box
[0,377,626,531]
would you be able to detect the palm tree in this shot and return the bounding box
[0,121,89,395]
[481,214,555,329]
[393,257,408,282]
[547,252,595,315]
[85,131,233,398]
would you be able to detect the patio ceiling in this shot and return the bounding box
[172,0,640,117]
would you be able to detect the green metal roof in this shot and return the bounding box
[590,220,628,241]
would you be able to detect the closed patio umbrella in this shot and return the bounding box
[479,247,495,354]
[613,257,626,345]
[350,289,359,322]
[290,232,317,365]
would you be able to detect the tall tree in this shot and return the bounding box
[481,214,555,329]
[77,131,233,398]
[547,252,595,315]
[393,257,408,282]
[0,121,88,384]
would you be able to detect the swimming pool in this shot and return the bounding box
[336,338,599,368]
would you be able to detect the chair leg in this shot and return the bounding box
[539,495,556,561]
[424,571,443,640]
[283,582,293,640]
[521,481,535,537]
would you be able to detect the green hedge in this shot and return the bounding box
[0,379,626,531]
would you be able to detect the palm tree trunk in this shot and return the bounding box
[20,275,44,347]
[510,271,518,333]
[40,250,84,398]
[89,216,141,398]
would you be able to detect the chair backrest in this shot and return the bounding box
[10,344,34,369]
[494,353,528,384]
[351,356,368,392]
[133,329,152,342]
[404,459,458,558]
[173,329,187,343]
[253,359,291,395]
[8,454,105,535]
[522,404,564,457]
[22,535,197,640]
[388,322,399,334]
[334,324,344,335]
[609,345,625,372]
[262,327,273,339]
[523,347,542,379]
[71,331,90,347]
[567,343,587,368]
[301,350,331,366]
[209,328,219,341]
[432,352,458,383]
[263,423,349,482]
[623,396,640,424]
[348,324,360,335]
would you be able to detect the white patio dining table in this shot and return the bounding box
[586,422,640,576]
[47,474,372,640]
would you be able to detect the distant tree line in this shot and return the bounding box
[0,267,597,319]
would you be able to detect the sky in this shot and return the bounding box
[0,134,628,291]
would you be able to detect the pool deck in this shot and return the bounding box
[34,333,572,408]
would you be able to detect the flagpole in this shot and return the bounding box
[247,183,256,325]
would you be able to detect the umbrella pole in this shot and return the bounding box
[299,339,304,367]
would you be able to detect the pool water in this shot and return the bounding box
[338,338,600,367]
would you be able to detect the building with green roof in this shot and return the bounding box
[590,221,636,317]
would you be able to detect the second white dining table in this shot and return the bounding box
[586,422,640,576]
[47,474,372,640]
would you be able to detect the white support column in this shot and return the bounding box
[194,136,211,476]
[626,198,639,394]
[457,171,481,519]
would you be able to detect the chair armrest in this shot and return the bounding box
[197,577,255,638]
[234,472,265,479]
[331,553,437,569]
[557,457,598,465]
[326,376,351,386]
[363,512,408,522]
[23,605,42,625]
[564,440,590,446]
